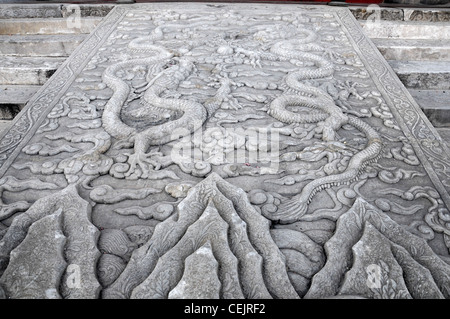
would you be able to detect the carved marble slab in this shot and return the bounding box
[0,3,449,299]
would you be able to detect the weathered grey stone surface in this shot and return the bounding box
[0,17,102,35]
[0,56,65,85]
[388,60,450,89]
[350,6,404,21]
[404,8,450,22]
[168,242,221,299]
[0,3,113,19]
[0,121,12,136]
[0,3,449,299]
[0,34,86,57]
[408,89,450,127]
[0,85,40,106]
[373,38,450,61]
[360,20,450,39]
[0,210,67,299]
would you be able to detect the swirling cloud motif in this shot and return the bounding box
[89,184,160,204]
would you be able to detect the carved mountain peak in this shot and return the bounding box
[103,172,300,299]
[305,198,450,299]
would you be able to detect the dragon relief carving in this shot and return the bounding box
[99,21,384,224]
[102,24,243,180]
[0,5,449,300]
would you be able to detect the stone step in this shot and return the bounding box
[373,38,450,61]
[0,56,65,85]
[436,127,450,149]
[0,17,102,35]
[408,89,450,128]
[0,34,86,57]
[360,20,450,40]
[0,120,13,136]
[402,8,450,23]
[388,60,450,90]
[0,3,113,19]
[0,85,40,120]
[0,85,40,105]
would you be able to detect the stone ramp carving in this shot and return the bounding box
[0,3,448,299]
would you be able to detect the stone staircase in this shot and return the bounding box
[0,3,449,142]
[0,3,110,132]
[357,6,450,142]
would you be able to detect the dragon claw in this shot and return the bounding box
[124,151,163,178]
